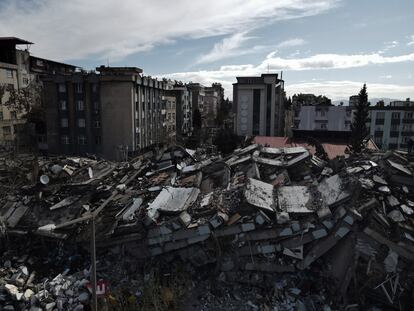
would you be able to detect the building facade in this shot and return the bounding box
[294,105,353,132]
[233,73,285,137]
[42,72,102,156]
[187,83,205,114]
[43,66,168,160]
[162,95,176,144]
[166,84,193,139]
[0,37,76,150]
[368,105,414,150]
[203,87,218,127]
[0,38,33,148]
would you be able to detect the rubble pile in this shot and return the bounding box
[1,145,414,310]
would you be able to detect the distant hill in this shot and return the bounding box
[332,98,400,106]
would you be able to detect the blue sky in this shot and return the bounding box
[1,0,413,100]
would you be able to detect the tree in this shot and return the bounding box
[213,128,239,155]
[349,84,370,153]
[193,108,202,129]
[0,81,43,152]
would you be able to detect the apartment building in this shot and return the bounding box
[0,37,76,149]
[368,103,414,150]
[187,83,205,114]
[165,84,193,138]
[294,105,353,132]
[162,95,176,144]
[233,73,285,136]
[42,72,101,156]
[204,87,218,127]
[0,38,33,148]
[43,66,167,160]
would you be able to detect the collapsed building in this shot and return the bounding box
[0,144,414,310]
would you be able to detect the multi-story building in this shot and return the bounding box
[233,73,285,136]
[162,95,176,144]
[204,87,218,127]
[165,84,193,139]
[389,98,414,107]
[42,72,101,156]
[294,105,353,132]
[368,102,414,150]
[187,83,205,114]
[0,38,33,148]
[0,37,76,150]
[43,66,167,160]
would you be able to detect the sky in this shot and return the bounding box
[1,0,414,101]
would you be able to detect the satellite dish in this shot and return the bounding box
[40,175,50,185]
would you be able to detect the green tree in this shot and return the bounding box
[349,84,370,153]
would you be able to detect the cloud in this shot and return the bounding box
[408,35,414,46]
[276,38,307,49]
[0,0,338,61]
[378,41,399,54]
[262,52,414,71]
[380,75,392,79]
[195,32,260,65]
[161,51,414,99]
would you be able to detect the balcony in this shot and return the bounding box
[375,119,385,125]
[401,131,414,136]
[374,131,383,137]
[402,118,414,124]
[391,119,401,125]
[389,131,399,137]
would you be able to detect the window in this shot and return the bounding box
[61,135,70,145]
[58,83,66,93]
[392,112,400,119]
[376,112,385,119]
[75,83,83,93]
[60,100,67,111]
[320,123,327,129]
[346,110,352,117]
[2,126,11,134]
[8,84,14,91]
[93,101,99,110]
[0,112,3,120]
[6,70,13,78]
[78,118,86,128]
[94,120,100,128]
[167,113,171,121]
[95,136,101,145]
[22,77,29,85]
[10,111,17,119]
[78,135,87,145]
[404,112,413,119]
[92,84,98,93]
[77,100,84,111]
[61,118,68,128]
[172,113,175,119]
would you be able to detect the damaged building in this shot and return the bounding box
[1,143,414,310]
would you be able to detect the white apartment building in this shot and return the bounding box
[294,105,353,132]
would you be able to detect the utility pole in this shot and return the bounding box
[90,215,98,311]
